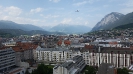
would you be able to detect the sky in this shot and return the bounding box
[0,0,133,28]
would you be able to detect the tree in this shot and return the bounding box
[117,68,129,74]
[25,69,30,74]
[83,66,97,74]
[31,69,37,74]
[31,63,53,74]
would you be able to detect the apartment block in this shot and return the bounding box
[0,47,16,73]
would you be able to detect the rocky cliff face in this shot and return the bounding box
[91,12,124,31]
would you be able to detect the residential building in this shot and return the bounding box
[36,40,72,63]
[0,47,16,73]
[53,55,86,74]
[12,42,39,66]
[85,46,133,68]
[36,47,72,63]
[2,39,16,47]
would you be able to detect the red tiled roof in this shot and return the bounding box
[109,42,118,45]
[57,40,62,46]
[57,40,71,46]
[64,40,71,45]
[130,46,133,50]
[84,45,94,49]
[12,46,23,52]
[0,46,10,50]
[12,42,38,52]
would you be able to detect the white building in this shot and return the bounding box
[2,42,16,47]
[84,46,133,68]
[36,47,73,63]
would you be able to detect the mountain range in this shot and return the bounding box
[49,24,91,34]
[2,10,133,35]
[0,20,92,34]
[91,12,133,31]
[0,20,44,31]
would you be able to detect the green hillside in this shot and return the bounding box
[0,29,49,38]
[114,23,133,29]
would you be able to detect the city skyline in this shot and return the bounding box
[0,0,133,28]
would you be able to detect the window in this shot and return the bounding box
[22,71,24,74]
[17,73,20,74]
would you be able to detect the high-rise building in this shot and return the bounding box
[0,47,16,73]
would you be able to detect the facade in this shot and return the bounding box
[53,55,86,74]
[36,40,72,63]
[36,47,72,63]
[0,47,16,73]
[2,39,17,47]
[85,46,133,68]
[37,42,133,68]
[82,51,90,65]
[12,42,38,66]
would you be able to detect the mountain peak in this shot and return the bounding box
[110,12,123,15]
[91,12,124,31]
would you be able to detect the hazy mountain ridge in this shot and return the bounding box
[0,20,66,36]
[50,24,91,34]
[91,12,124,31]
[0,29,50,38]
[0,20,91,34]
[0,20,44,31]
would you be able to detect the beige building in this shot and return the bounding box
[12,42,39,66]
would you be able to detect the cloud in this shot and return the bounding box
[0,6,46,27]
[61,18,72,24]
[0,6,2,8]
[103,5,109,8]
[1,15,46,26]
[49,0,60,3]
[85,21,89,25]
[60,17,88,25]
[121,0,133,7]
[76,17,83,20]
[30,8,43,13]
[2,16,31,23]
[45,15,59,18]
[0,6,2,15]
[73,0,99,6]
[40,14,59,18]
[120,8,133,14]
[4,6,22,16]
[73,1,88,6]
[119,0,133,14]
